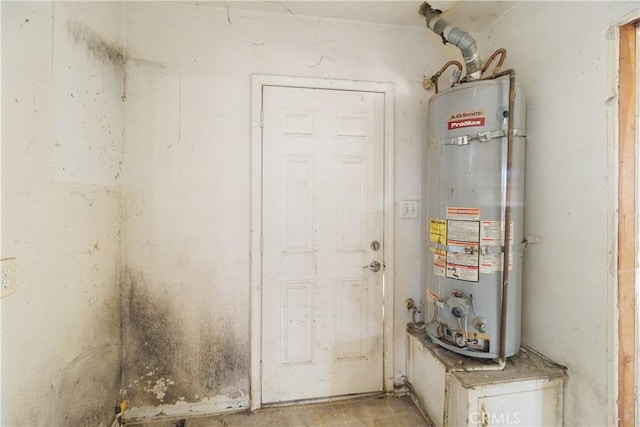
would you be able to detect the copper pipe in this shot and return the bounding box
[491,69,516,363]
[424,60,463,93]
[437,60,464,76]
[481,48,507,77]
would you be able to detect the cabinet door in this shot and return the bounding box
[475,384,562,426]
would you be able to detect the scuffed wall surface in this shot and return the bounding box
[121,2,443,413]
[1,2,124,425]
[478,2,638,426]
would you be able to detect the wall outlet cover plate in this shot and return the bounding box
[1,258,17,298]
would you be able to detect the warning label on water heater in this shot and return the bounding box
[448,110,485,130]
[444,207,481,282]
[479,220,514,273]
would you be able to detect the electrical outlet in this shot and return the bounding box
[1,258,17,298]
[400,200,419,219]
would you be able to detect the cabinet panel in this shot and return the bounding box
[408,333,446,427]
[475,385,563,426]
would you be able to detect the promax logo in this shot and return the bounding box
[448,111,485,130]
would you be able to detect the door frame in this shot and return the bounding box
[607,11,639,426]
[616,17,639,427]
[250,74,395,410]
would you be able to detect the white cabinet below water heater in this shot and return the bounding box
[406,329,566,427]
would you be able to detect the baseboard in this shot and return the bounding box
[123,396,249,424]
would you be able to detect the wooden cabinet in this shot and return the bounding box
[406,329,566,427]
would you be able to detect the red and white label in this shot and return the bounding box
[447,111,485,130]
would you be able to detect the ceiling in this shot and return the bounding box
[176,1,516,32]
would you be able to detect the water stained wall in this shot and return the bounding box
[66,20,129,68]
[121,268,248,411]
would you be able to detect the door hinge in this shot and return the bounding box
[260,110,264,128]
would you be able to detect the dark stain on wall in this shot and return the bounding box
[122,268,248,407]
[198,317,248,398]
[56,282,122,426]
[67,20,129,67]
[57,343,121,426]
[122,268,190,405]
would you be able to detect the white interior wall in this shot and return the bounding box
[478,2,638,426]
[120,2,445,414]
[1,2,124,425]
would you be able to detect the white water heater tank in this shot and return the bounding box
[425,78,526,359]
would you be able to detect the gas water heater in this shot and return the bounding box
[420,2,527,359]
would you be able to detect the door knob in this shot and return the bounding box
[363,261,381,272]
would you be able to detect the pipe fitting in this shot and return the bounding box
[405,298,416,311]
[419,2,483,80]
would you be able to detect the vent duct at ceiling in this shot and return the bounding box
[419,2,482,81]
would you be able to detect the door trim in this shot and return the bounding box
[250,74,395,410]
[606,11,640,425]
[617,18,638,427]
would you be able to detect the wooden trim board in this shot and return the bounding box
[617,19,638,427]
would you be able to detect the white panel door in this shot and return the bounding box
[261,86,385,404]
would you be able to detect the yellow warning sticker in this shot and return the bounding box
[429,219,447,244]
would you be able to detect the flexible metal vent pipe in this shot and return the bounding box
[419,2,483,80]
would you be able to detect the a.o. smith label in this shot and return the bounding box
[448,110,485,130]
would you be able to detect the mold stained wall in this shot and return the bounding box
[1,2,124,426]
[478,2,638,426]
[121,2,446,414]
